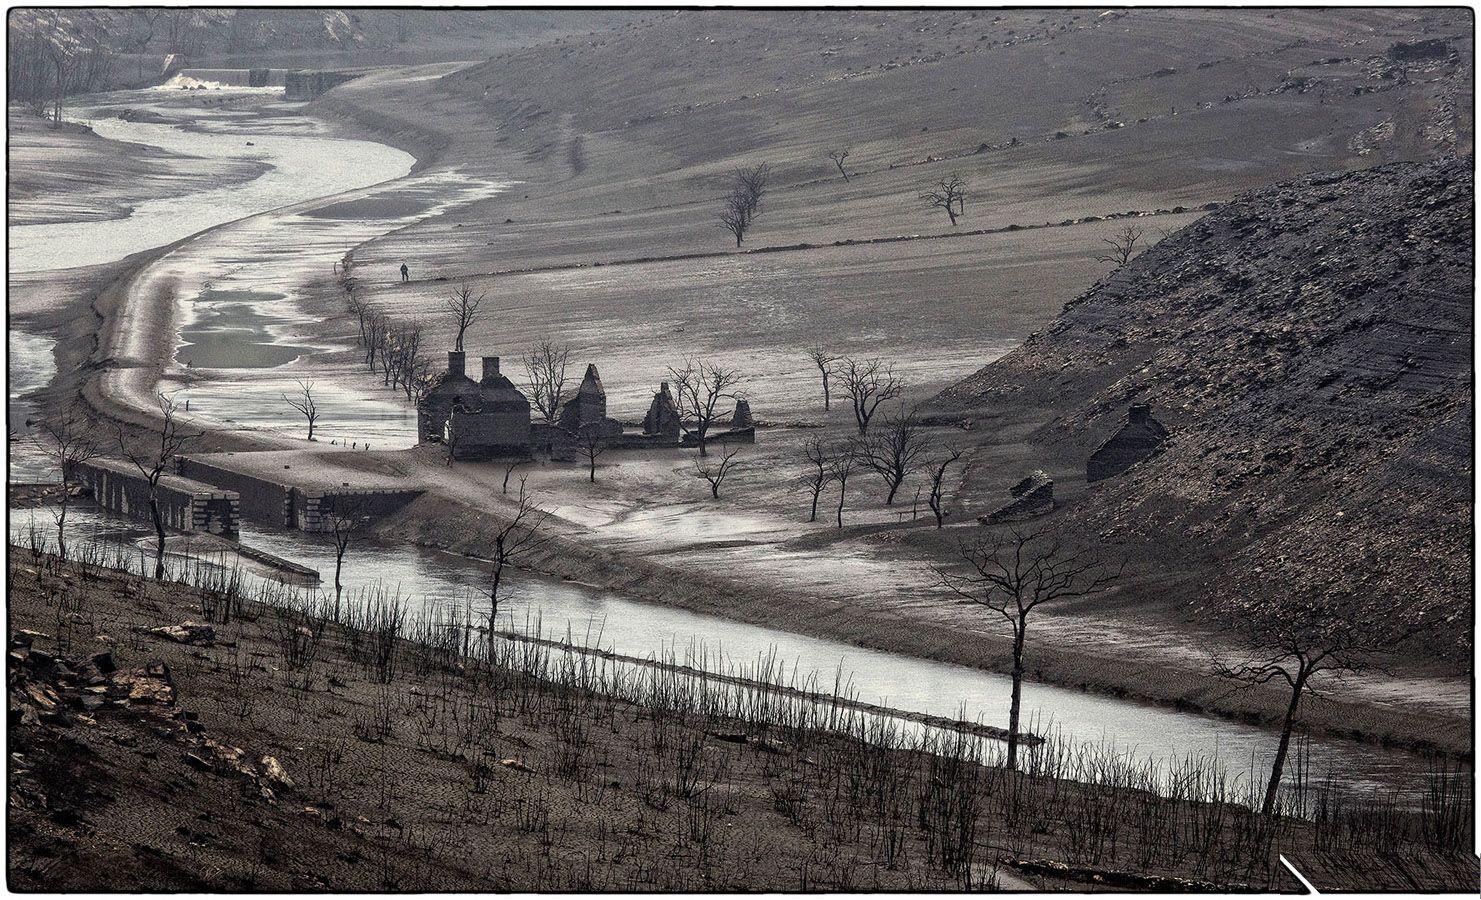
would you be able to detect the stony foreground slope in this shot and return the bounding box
[936,157,1473,657]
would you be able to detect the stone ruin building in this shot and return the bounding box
[449,356,532,461]
[1086,403,1169,482]
[980,469,1055,523]
[416,350,754,460]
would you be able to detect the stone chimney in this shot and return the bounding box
[447,351,466,378]
[482,356,501,381]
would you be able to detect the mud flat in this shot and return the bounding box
[5,111,268,227]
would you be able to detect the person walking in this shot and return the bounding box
[400,262,410,283]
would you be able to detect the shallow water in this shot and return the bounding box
[7,330,57,483]
[7,86,417,274]
[7,500,1437,802]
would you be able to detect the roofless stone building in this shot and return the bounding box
[1087,403,1169,482]
[415,351,753,460]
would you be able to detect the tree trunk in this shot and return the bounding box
[588,456,596,482]
[821,373,831,410]
[150,497,166,580]
[835,480,847,528]
[885,475,902,505]
[710,481,720,499]
[489,557,504,633]
[333,545,346,618]
[1261,668,1309,816]
[1006,622,1026,772]
[808,488,820,522]
[55,498,68,561]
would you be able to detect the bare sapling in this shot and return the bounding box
[800,438,833,522]
[116,392,199,579]
[1212,582,1432,817]
[36,405,99,561]
[805,347,840,411]
[827,148,850,181]
[921,175,968,226]
[283,378,320,441]
[523,339,572,425]
[938,527,1120,772]
[445,282,486,352]
[829,445,861,528]
[840,357,903,434]
[859,404,930,505]
[667,359,743,457]
[693,446,742,499]
[926,447,963,528]
[1096,224,1145,267]
[483,479,552,634]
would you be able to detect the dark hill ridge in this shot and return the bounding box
[935,157,1472,654]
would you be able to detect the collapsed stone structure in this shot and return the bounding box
[416,350,754,459]
[980,470,1055,523]
[642,382,682,441]
[1086,403,1169,482]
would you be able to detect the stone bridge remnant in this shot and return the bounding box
[75,459,239,537]
[176,456,421,533]
[1087,403,1170,482]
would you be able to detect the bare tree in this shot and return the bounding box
[799,438,834,523]
[501,460,527,495]
[859,404,930,505]
[324,501,368,618]
[282,379,320,441]
[522,339,571,425]
[445,282,485,352]
[925,447,963,529]
[805,347,840,411]
[717,190,752,248]
[483,480,552,633]
[572,422,607,483]
[122,9,162,80]
[839,357,903,434]
[1096,224,1145,267]
[35,406,99,561]
[1213,588,1429,817]
[116,392,198,579]
[921,174,968,226]
[939,528,1120,771]
[736,163,770,212]
[693,446,742,499]
[829,445,860,529]
[667,359,743,457]
[827,149,850,181]
[716,163,770,247]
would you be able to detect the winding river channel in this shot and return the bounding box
[6,81,1448,804]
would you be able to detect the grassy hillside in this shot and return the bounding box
[935,157,1473,657]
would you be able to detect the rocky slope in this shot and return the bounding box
[935,157,1473,658]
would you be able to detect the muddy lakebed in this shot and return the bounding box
[6,84,1449,802]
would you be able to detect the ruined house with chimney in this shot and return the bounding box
[416,350,754,460]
